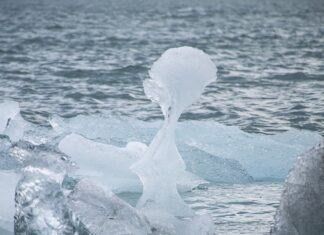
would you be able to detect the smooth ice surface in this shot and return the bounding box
[0,101,29,142]
[0,171,20,233]
[59,133,206,193]
[59,133,144,192]
[68,179,152,235]
[271,141,324,235]
[132,47,216,217]
[52,114,322,181]
[0,101,20,134]
[0,101,19,133]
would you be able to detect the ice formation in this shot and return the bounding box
[131,47,217,217]
[271,141,324,235]
[59,133,205,193]
[52,114,322,181]
[59,133,145,192]
[0,101,20,134]
[68,179,152,235]
[0,171,19,233]
[0,101,27,142]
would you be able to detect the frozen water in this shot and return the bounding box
[144,46,217,118]
[0,171,20,233]
[177,122,323,180]
[52,114,322,181]
[271,140,324,235]
[59,133,144,193]
[0,101,29,142]
[68,179,152,235]
[132,47,217,217]
[0,101,20,134]
[59,133,206,193]
[180,145,253,183]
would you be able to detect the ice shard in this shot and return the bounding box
[271,140,324,235]
[131,47,217,217]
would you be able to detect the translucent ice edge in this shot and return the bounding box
[51,114,323,181]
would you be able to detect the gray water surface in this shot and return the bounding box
[0,0,323,135]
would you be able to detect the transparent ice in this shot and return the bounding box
[271,141,324,235]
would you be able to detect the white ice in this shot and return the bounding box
[131,46,217,217]
[59,133,206,193]
[0,100,27,142]
[52,114,322,181]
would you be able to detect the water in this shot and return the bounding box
[0,0,323,234]
[0,0,323,135]
[119,183,283,235]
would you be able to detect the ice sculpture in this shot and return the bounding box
[271,140,324,235]
[131,46,217,216]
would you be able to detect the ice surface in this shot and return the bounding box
[52,114,322,181]
[59,133,206,193]
[271,140,324,235]
[180,145,253,183]
[0,101,29,142]
[68,179,152,235]
[0,101,20,134]
[59,133,144,192]
[0,171,20,233]
[132,47,217,217]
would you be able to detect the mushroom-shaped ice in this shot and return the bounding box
[131,47,217,217]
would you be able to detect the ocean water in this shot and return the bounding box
[0,0,323,234]
[0,0,323,135]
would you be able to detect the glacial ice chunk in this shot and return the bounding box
[180,145,253,183]
[131,47,217,217]
[271,140,324,235]
[177,122,323,180]
[0,101,30,142]
[51,113,322,181]
[59,133,206,193]
[0,101,20,134]
[59,133,144,192]
[68,179,152,235]
[0,171,20,233]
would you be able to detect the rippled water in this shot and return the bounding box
[119,183,283,235]
[0,0,323,135]
[0,0,323,234]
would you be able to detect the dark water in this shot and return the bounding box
[0,0,323,135]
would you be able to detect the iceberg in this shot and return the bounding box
[59,133,206,193]
[131,46,217,217]
[271,141,324,235]
[52,113,322,181]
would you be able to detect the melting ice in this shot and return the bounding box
[0,46,323,234]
